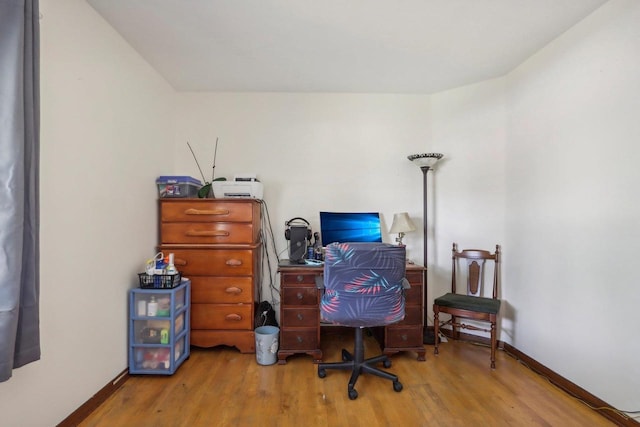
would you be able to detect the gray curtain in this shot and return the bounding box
[0,0,40,382]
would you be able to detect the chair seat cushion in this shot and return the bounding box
[434,293,501,314]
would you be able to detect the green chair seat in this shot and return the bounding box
[434,293,500,314]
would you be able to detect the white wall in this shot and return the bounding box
[174,93,438,300]
[421,0,639,411]
[505,0,639,410]
[428,78,507,328]
[0,0,175,425]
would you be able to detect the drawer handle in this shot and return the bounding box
[296,292,304,300]
[226,259,243,266]
[225,287,242,294]
[296,336,303,343]
[296,275,304,283]
[186,230,230,237]
[184,208,230,216]
[297,313,304,320]
[401,334,408,342]
[225,314,242,321]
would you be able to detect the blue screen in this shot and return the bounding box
[319,212,382,246]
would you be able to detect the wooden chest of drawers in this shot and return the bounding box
[159,199,261,353]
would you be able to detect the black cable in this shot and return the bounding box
[258,200,281,306]
[262,201,280,303]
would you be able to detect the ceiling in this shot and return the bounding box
[86,0,607,94]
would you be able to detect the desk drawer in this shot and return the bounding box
[385,325,422,348]
[404,283,422,304]
[281,286,318,306]
[280,328,318,350]
[396,305,422,326]
[281,273,318,286]
[191,303,252,330]
[282,307,318,327]
[190,276,253,304]
[405,270,424,284]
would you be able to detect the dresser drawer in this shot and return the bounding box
[171,248,257,276]
[191,303,252,330]
[190,276,253,304]
[281,286,318,306]
[191,330,255,353]
[161,200,258,223]
[161,222,257,245]
[282,307,318,327]
[280,328,318,350]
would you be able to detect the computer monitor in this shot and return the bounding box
[319,211,382,246]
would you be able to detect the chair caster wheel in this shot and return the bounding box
[393,381,403,392]
[348,388,358,400]
[383,359,392,368]
[318,367,326,378]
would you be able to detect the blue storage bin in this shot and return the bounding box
[156,176,202,198]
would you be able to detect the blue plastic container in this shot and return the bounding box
[156,176,202,198]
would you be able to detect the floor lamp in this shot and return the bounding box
[408,152,443,345]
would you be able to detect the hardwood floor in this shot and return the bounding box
[79,328,617,427]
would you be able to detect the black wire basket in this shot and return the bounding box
[138,272,182,289]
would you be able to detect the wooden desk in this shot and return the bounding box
[276,261,426,364]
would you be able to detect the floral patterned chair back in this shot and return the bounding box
[320,242,406,327]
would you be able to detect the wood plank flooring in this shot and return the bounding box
[79,328,617,427]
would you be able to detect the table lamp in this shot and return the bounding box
[389,212,415,245]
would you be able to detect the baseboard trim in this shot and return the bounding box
[435,328,637,426]
[57,368,129,427]
[502,343,638,426]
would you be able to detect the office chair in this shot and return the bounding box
[317,242,406,400]
[433,243,501,368]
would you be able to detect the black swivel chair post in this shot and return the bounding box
[317,326,403,400]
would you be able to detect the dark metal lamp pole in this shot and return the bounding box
[408,153,443,345]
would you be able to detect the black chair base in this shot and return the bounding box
[317,327,403,400]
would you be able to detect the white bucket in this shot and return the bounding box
[255,326,279,365]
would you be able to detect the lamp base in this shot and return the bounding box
[423,327,436,345]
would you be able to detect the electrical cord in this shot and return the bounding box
[258,200,282,306]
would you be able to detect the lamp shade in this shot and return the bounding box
[389,212,416,234]
[408,153,443,169]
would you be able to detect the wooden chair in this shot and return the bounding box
[433,243,501,368]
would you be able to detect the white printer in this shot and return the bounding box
[211,174,264,199]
